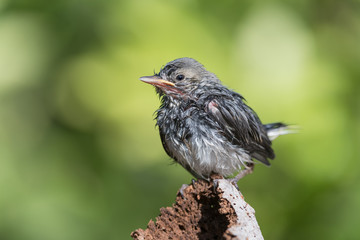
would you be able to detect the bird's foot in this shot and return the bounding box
[191,179,197,188]
[179,184,189,199]
[228,178,240,190]
[228,164,255,189]
[179,179,197,199]
[213,179,220,192]
[209,173,224,192]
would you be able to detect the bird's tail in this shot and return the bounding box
[264,122,298,141]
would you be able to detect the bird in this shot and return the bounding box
[140,57,293,184]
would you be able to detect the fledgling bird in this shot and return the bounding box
[140,58,293,184]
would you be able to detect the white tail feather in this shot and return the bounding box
[267,126,299,141]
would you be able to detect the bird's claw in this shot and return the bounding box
[179,180,198,199]
[191,179,197,188]
[179,184,189,199]
[228,178,240,190]
[227,165,254,190]
[213,179,219,192]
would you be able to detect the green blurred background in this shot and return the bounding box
[0,0,359,239]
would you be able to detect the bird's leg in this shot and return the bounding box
[229,163,255,188]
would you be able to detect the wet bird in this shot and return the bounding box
[140,58,293,184]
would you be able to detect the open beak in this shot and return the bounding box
[139,75,175,88]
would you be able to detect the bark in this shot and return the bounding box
[131,176,264,240]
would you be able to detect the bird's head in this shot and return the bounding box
[140,58,219,99]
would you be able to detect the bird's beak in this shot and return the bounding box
[139,75,175,88]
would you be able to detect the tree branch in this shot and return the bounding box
[131,176,264,240]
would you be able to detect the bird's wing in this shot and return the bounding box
[159,130,176,160]
[205,94,274,165]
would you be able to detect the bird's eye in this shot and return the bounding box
[176,74,185,81]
